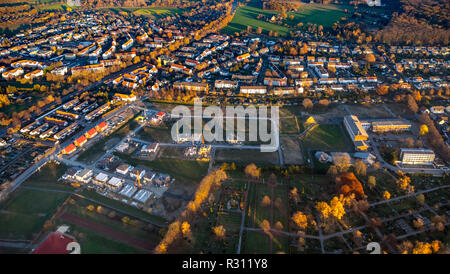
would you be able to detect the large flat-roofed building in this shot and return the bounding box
[400,148,435,165]
[344,115,369,151]
[372,120,412,133]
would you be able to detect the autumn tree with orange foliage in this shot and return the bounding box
[336,172,365,200]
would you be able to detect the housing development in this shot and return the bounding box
[0,0,448,257]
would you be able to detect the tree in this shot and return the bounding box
[406,94,419,113]
[376,85,389,96]
[260,219,271,233]
[292,211,308,230]
[274,221,283,230]
[261,195,271,207]
[365,53,376,63]
[289,187,300,203]
[353,160,367,176]
[302,98,313,110]
[413,218,424,230]
[327,165,338,178]
[333,154,351,173]
[367,176,376,190]
[382,191,391,200]
[419,124,429,135]
[416,194,425,205]
[316,201,331,219]
[245,163,260,179]
[213,225,226,239]
[329,196,346,220]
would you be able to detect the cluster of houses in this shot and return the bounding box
[62,159,172,205]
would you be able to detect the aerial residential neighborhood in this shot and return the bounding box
[0,0,448,259]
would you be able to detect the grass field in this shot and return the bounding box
[285,3,349,28]
[113,152,209,183]
[222,5,290,36]
[0,162,70,240]
[222,3,352,36]
[302,124,352,152]
[78,190,167,226]
[0,188,68,240]
[137,126,173,143]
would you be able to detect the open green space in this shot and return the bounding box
[66,198,162,244]
[137,126,173,143]
[302,124,352,152]
[0,162,70,240]
[285,3,349,28]
[222,3,356,36]
[0,189,68,240]
[114,152,209,183]
[78,190,167,226]
[222,5,289,36]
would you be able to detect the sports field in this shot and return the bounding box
[302,124,352,152]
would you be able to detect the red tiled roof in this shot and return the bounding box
[63,144,76,154]
[96,121,107,131]
[85,128,97,138]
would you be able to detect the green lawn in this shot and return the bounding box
[0,162,70,240]
[222,3,352,36]
[0,188,68,240]
[285,3,349,28]
[222,5,290,36]
[302,124,352,152]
